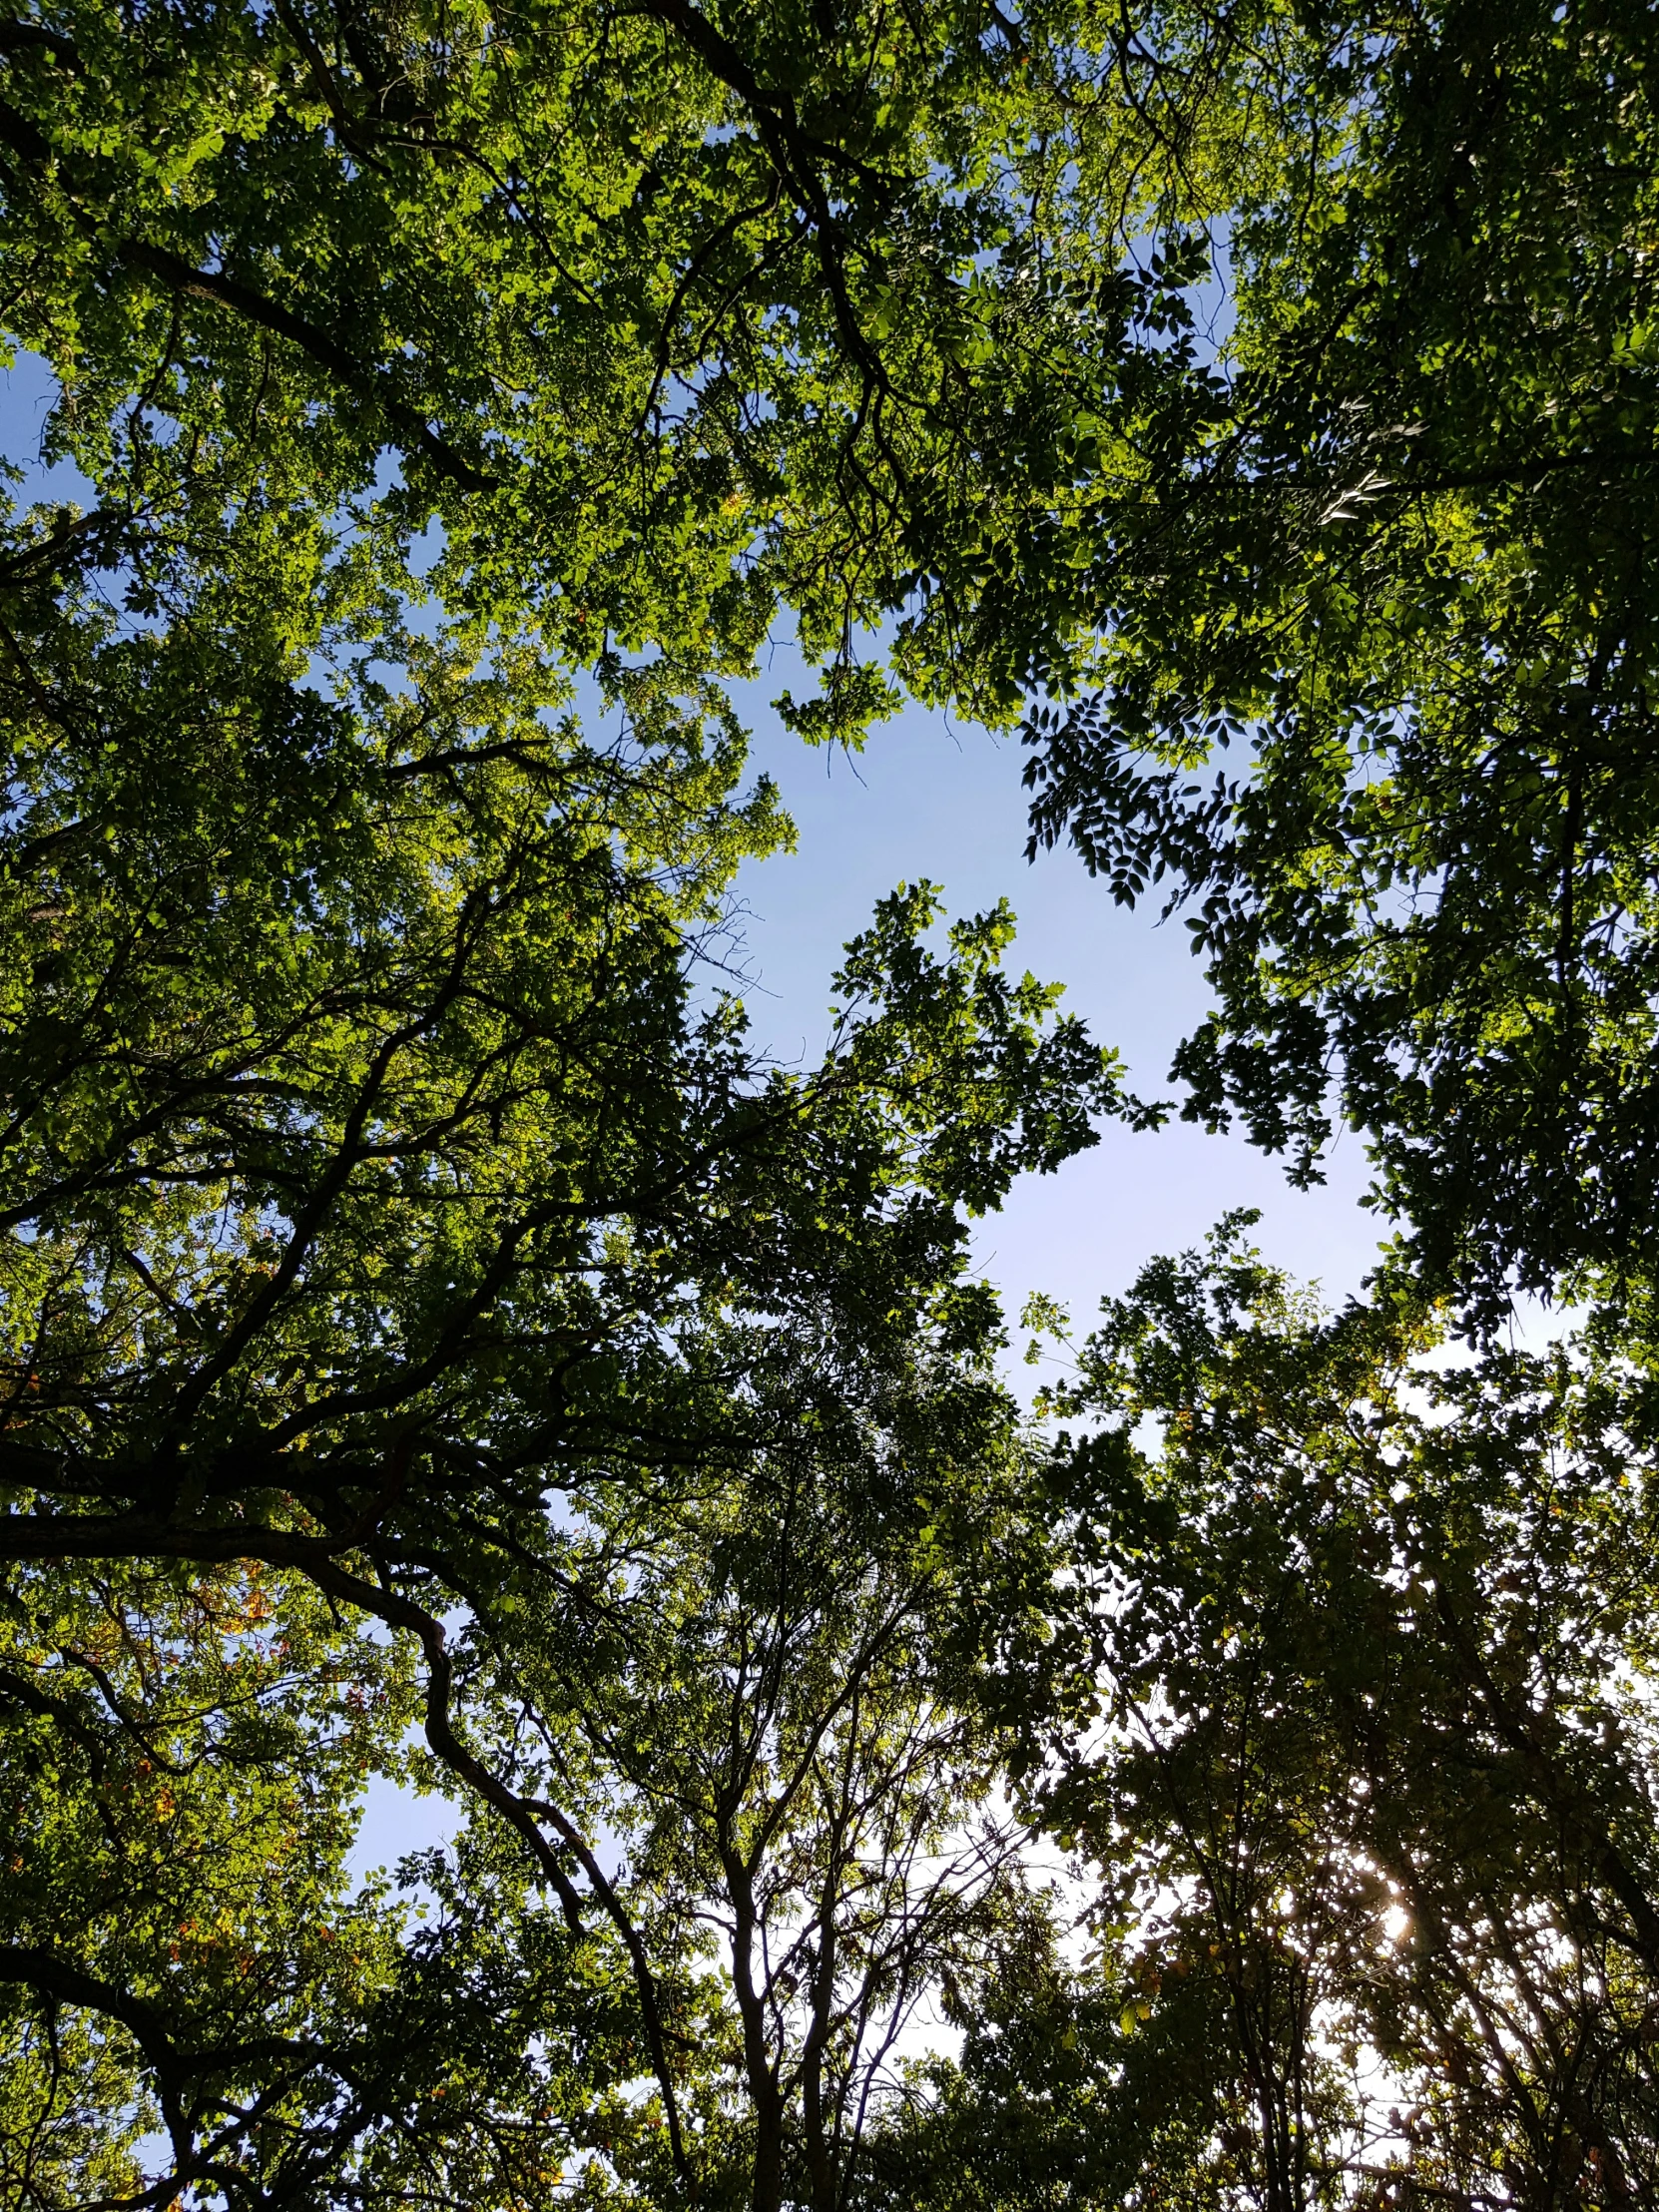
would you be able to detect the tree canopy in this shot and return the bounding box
[0,0,1250,725]
[5,2,1659,2209]
[1020,0,1659,1324]
[999,1228,1659,2207]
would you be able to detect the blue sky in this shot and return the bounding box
[727,678,1383,1347]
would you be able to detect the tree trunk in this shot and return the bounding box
[724,1851,788,2212]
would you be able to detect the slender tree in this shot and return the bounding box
[477,1294,1051,2212]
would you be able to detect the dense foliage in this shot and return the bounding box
[4,2,1659,2209]
[0,0,1247,727]
[997,1230,1659,2208]
[1021,0,1659,1324]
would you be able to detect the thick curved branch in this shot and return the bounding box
[0,1941,323,2203]
[113,243,497,493]
[0,506,129,591]
[0,1497,693,2185]
[525,1796,691,2176]
[636,0,889,395]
